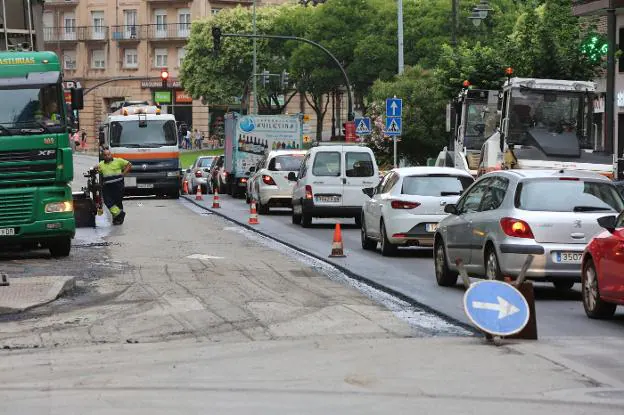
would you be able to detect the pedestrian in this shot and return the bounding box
[186,128,192,150]
[95,149,132,225]
[81,129,87,149]
[194,129,202,149]
[71,130,80,151]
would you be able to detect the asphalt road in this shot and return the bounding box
[185,192,624,339]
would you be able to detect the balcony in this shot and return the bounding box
[111,25,146,42]
[147,23,191,41]
[41,0,79,6]
[43,27,80,43]
[83,26,109,42]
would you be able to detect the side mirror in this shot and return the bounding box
[186,169,191,174]
[249,166,256,173]
[204,168,210,173]
[444,204,458,215]
[71,88,84,110]
[597,215,617,234]
[287,172,297,181]
[362,187,375,198]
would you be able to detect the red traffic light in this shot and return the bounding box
[160,70,169,80]
[505,67,514,76]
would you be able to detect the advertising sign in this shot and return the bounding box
[154,91,171,104]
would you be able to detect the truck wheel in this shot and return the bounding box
[170,189,180,199]
[49,237,71,258]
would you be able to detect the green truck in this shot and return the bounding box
[0,51,83,257]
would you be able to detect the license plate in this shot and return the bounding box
[0,228,15,236]
[124,177,137,187]
[425,223,438,233]
[137,183,154,189]
[555,252,582,264]
[315,195,340,203]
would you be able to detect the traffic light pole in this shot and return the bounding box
[219,32,355,121]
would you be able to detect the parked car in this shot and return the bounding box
[615,180,624,198]
[290,144,379,227]
[209,155,228,194]
[433,169,624,290]
[245,159,263,204]
[361,167,474,256]
[189,156,216,194]
[581,211,624,318]
[247,150,306,213]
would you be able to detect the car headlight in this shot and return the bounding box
[167,171,179,177]
[45,201,73,213]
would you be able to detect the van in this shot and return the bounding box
[289,144,379,227]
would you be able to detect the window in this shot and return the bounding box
[92,49,105,69]
[299,153,310,178]
[177,47,186,68]
[154,10,167,37]
[211,8,222,16]
[110,119,177,147]
[515,179,624,213]
[154,48,168,68]
[381,172,400,194]
[63,51,76,70]
[345,152,374,177]
[312,152,341,177]
[401,175,474,197]
[616,211,624,229]
[124,48,138,68]
[63,13,76,40]
[92,11,105,39]
[268,154,305,172]
[479,177,509,212]
[178,8,191,36]
[457,179,490,214]
[0,84,65,131]
[123,9,138,39]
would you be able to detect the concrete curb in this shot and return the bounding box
[0,276,76,315]
[181,195,479,336]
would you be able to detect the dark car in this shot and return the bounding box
[615,181,624,198]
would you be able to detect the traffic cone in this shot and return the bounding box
[195,185,203,201]
[329,223,346,258]
[212,188,220,208]
[183,180,189,195]
[248,200,259,225]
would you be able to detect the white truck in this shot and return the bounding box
[224,113,304,197]
[478,77,613,178]
[435,88,499,177]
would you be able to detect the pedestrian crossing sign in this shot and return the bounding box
[385,117,401,136]
[354,117,371,135]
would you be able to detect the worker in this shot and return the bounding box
[95,149,132,225]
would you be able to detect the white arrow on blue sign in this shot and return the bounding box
[463,280,530,336]
[354,117,371,135]
[385,117,401,136]
[386,98,402,117]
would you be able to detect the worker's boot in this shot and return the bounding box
[117,211,126,225]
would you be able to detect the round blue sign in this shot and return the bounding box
[239,117,256,132]
[463,280,530,336]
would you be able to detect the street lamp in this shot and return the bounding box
[467,1,492,28]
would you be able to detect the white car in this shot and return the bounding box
[248,150,306,213]
[361,167,474,256]
[290,144,379,227]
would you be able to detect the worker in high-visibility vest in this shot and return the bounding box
[95,149,132,225]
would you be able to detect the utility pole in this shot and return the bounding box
[252,0,258,115]
[2,0,8,50]
[397,0,404,75]
[451,0,458,49]
[606,4,619,179]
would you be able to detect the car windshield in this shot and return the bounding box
[464,101,497,150]
[269,154,305,171]
[110,119,177,147]
[402,174,474,196]
[197,157,215,168]
[0,84,65,133]
[516,179,624,212]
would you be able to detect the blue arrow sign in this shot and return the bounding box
[386,98,402,117]
[354,117,371,135]
[385,117,401,136]
[463,280,530,336]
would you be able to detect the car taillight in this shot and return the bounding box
[305,185,313,200]
[390,200,421,209]
[262,175,276,185]
[194,170,203,178]
[240,177,248,184]
[500,217,535,239]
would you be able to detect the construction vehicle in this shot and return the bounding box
[478,77,613,177]
[98,104,180,198]
[0,51,84,256]
[435,88,499,176]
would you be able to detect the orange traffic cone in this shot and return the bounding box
[329,223,346,257]
[183,180,189,195]
[212,188,220,208]
[195,185,203,201]
[248,200,259,225]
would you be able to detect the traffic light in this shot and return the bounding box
[160,69,169,88]
[212,26,222,57]
[261,70,270,88]
[281,70,289,90]
[580,32,608,65]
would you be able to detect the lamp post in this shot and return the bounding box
[252,0,257,115]
[398,0,404,75]
[452,0,492,49]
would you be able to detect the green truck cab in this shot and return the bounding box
[0,51,83,257]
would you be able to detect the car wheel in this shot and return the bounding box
[301,212,312,228]
[245,193,251,204]
[258,201,269,214]
[49,237,71,258]
[434,237,458,287]
[485,246,504,281]
[361,216,377,250]
[380,220,397,257]
[354,214,362,228]
[292,208,301,225]
[582,259,616,319]
[553,281,575,291]
[219,181,227,194]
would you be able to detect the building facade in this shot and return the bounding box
[41,0,287,146]
[1,0,43,51]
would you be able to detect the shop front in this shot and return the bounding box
[141,79,194,128]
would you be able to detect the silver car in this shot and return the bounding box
[188,156,216,194]
[434,169,624,290]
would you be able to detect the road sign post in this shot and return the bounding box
[385,98,403,168]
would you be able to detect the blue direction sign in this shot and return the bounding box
[386,98,403,117]
[463,280,530,336]
[354,117,371,135]
[385,117,402,136]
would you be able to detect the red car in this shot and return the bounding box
[581,212,624,318]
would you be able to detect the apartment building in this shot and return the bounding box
[41,0,287,144]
